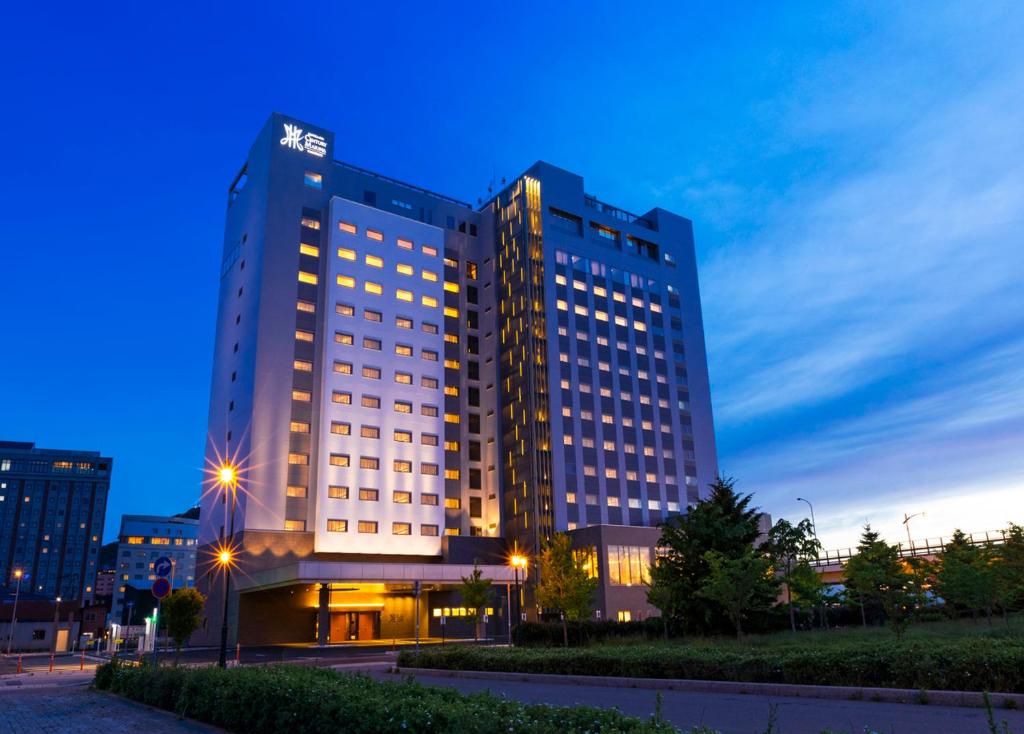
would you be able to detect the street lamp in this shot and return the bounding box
[902,512,925,553]
[216,461,240,669]
[6,569,23,655]
[509,553,528,638]
[796,497,818,541]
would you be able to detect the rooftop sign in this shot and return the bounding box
[280,123,327,159]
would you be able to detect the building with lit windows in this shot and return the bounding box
[110,511,198,626]
[195,114,717,645]
[0,441,110,602]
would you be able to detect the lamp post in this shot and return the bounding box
[509,553,528,644]
[6,569,23,655]
[217,463,239,669]
[52,596,62,655]
[902,512,925,553]
[796,497,818,541]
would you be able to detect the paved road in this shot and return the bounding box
[378,671,1024,734]
[0,654,97,675]
[0,688,220,733]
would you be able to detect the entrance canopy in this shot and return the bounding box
[234,560,518,593]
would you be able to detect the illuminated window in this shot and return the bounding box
[290,421,310,433]
[330,421,350,435]
[366,229,384,242]
[337,247,356,261]
[557,299,568,311]
[444,306,458,318]
[327,519,348,532]
[394,429,412,443]
[574,304,588,317]
[444,385,459,396]
[422,322,439,334]
[293,359,313,372]
[335,331,353,345]
[365,254,384,268]
[393,460,412,473]
[301,217,320,230]
[336,302,353,316]
[359,456,379,470]
[422,493,439,506]
[365,281,383,295]
[422,244,438,257]
[606,468,618,479]
[304,172,322,189]
[288,453,309,465]
[421,295,438,308]
[393,490,412,503]
[466,261,478,279]
[397,238,413,250]
[420,462,439,476]
[295,329,314,342]
[422,270,439,282]
[443,281,459,293]
[421,524,439,536]
[444,498,461,509]
[361,395,380,409]
[298,271,318,284]
[358,521,378,534]
[608,496,620,507]
[292,389,311,402]
[392,522,412,536]
[287,485,307,498]
[444,413,460,424]
[394,400,412,414]
[126,536,144,545]
[421,376,439,389]
[360,425,380,439]
[328,485,349,499]
[339,221,357,234]
[364,309,382,322]
[444,257,457,268]
[607,545,651,586]
[337,275,356,289]
[444,333,458,344]
[300,243,320,257]
[421,349,438,361]
[421,404,438,417]
[395,344,413,357]
[396,263,414,276]
[394,371,412,385]
[363,336,382,350]
[297,299,316,313]
[360,366,379,380]
[333,361,353,375]
[332,391,352,404]
[444,359,460,370]
[396,289,413,302]
[444,468,460,480]
[329,454,350,467]
[284,519,306,532]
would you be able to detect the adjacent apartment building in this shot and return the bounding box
[111,511,199,625]
[195,114,717,644]
[0,441,110,601]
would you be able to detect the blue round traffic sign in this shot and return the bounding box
[154,557,173,578]
[151,577,172,599]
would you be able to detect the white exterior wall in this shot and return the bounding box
[313,199,446,555]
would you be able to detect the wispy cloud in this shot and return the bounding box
[655,5,1024,544]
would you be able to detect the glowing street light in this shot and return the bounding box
[7,569,24,655]
[508,552,528,642]
[218,464,238,487]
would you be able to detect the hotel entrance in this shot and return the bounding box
[329,610,380,641]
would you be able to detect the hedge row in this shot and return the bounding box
[398,638,1024,693]
[92,660,678,734]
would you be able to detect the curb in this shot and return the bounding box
[393,667,1024,710]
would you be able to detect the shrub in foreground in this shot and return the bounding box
[92,660,678,734]
[398,638,1024,693]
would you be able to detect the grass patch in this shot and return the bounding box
[92,659,677,734]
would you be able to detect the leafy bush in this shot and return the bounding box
[92,660,679,734]
[398,637,1024,693]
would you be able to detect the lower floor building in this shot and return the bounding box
[193,525,664,647]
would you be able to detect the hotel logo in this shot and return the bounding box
[280,123,327,159]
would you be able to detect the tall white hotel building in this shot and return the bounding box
[195,114,717,645]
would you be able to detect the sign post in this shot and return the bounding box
[151,557,173,666]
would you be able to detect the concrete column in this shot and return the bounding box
[316,583,330,646]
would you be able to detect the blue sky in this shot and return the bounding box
[1,2,1020,547]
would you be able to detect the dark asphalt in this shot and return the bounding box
[376,671,1024,734]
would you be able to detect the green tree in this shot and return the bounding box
[698,548,779,637]
[160,587,206,664]
[844,526,927,639]
[535,533,598,647]
[458,565,492,641]
[761,518,821,632]
[936,530,1000,623]
[994,524,1024,619]
[647,476,761,634]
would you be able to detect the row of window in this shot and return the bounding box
[336,220,439,258]
[332,337,440,362]
[286,485,446,504]
[565,493,681,511]
[335,247,446,283]
[322,455,441,475]
[325,519,439,536]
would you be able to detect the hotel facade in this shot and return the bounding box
[195,114,717,644]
